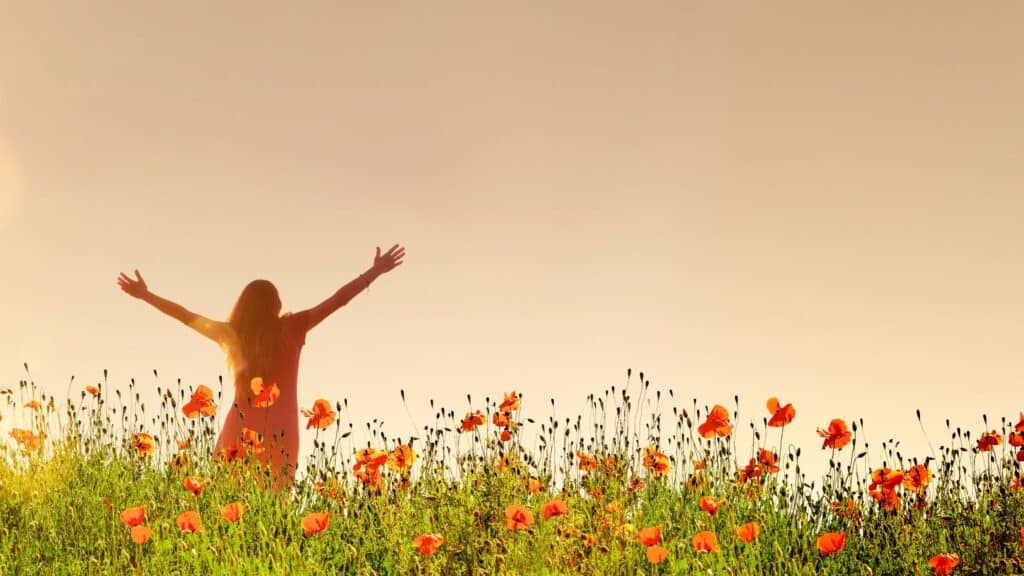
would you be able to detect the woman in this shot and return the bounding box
[117,244,405,487]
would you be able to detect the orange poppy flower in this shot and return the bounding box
[646,545,669,564]
[642,446,671,477]
[629,477,646,492]
[1015,412,1024,433]
[120,506,146,527]
[977,430,1002,452]
[870,468,905,491]
[249,377,280,408]
[301,399,337,430]
[500,429,512,442]
[85,385,99,396]
[577,452,598,471]
[736,522,760,543]
[692,530,720,553]
[131,433,156,456]
[928,553,960,575]
[387,444,416,473]
[816,532,846,556]
[903,464,931,494]
[176,511,204,533]
[130,525,153,544]
[24,400,41,410]
[493,411,511,428]
[692,457,707,470]
[355,467,384,492]
[412,533,444,556]
[220,502,245,522]
[540,498,568,520]
[301,512,330,537]
[766,397,795,427]
[1009,431,1024,447]
[758,449,780,474]
[1020,526,1024,547]
[698,405,733,439]
[528,478,544,493]
[817,419,852,450]
[699,495,726,517]
[9,428,42,451]
[737,458,762,483]
[183,475,208,497]
[638,526,661,547]
[499,391,521,412]
[182,384,217,419]
[504,504,534,530]
[241,428,265,454]
[354,447,389,472]
[461,410,486,432]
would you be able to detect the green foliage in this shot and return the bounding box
[1,375,1023,575]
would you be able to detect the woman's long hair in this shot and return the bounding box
[227,279,283,384]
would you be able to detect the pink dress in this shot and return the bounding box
[213,310,311,483]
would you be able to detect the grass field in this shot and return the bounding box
[1,368,1022,575]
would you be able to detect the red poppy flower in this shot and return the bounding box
[413,533,444,556]
[977,431,1002,452]
[302,399,337,430]
[638,526,661,547]
[493,411,511,428]
[302,512,330,537]
[182,384,217,419]
[504,505,534,530]
[766,397,795,427]
[85,385,99,396]
[817,532,846,556]
[130,525,153,544]
[698,405,733,438]
[699,496,726,517]
[928,553,960,575]
[461,410,486,432]
[540,499,568,520]
[120,506,146,527]
[220,502,245,522]
[737,458,762,483]
[1009,431,1023,447]
[176,511,204,533]
[646,545,669,564]
[736,522,760,543]
[817,419,852,450]
[249,377,280,408]
[692,531,720,553]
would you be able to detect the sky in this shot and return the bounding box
[1,1,1022,481]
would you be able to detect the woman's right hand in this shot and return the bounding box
[117,269,150,299]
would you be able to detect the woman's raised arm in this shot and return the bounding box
[302,244,405,331]
[117,269,232,345]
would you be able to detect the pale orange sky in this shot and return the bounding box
[1,1,1022,478]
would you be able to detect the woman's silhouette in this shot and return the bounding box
[117,244,405,488]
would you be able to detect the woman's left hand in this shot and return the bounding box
[373,244,405,274]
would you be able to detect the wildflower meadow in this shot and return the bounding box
[1,366,1023,575]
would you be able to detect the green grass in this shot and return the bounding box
[1,370,1022,575]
